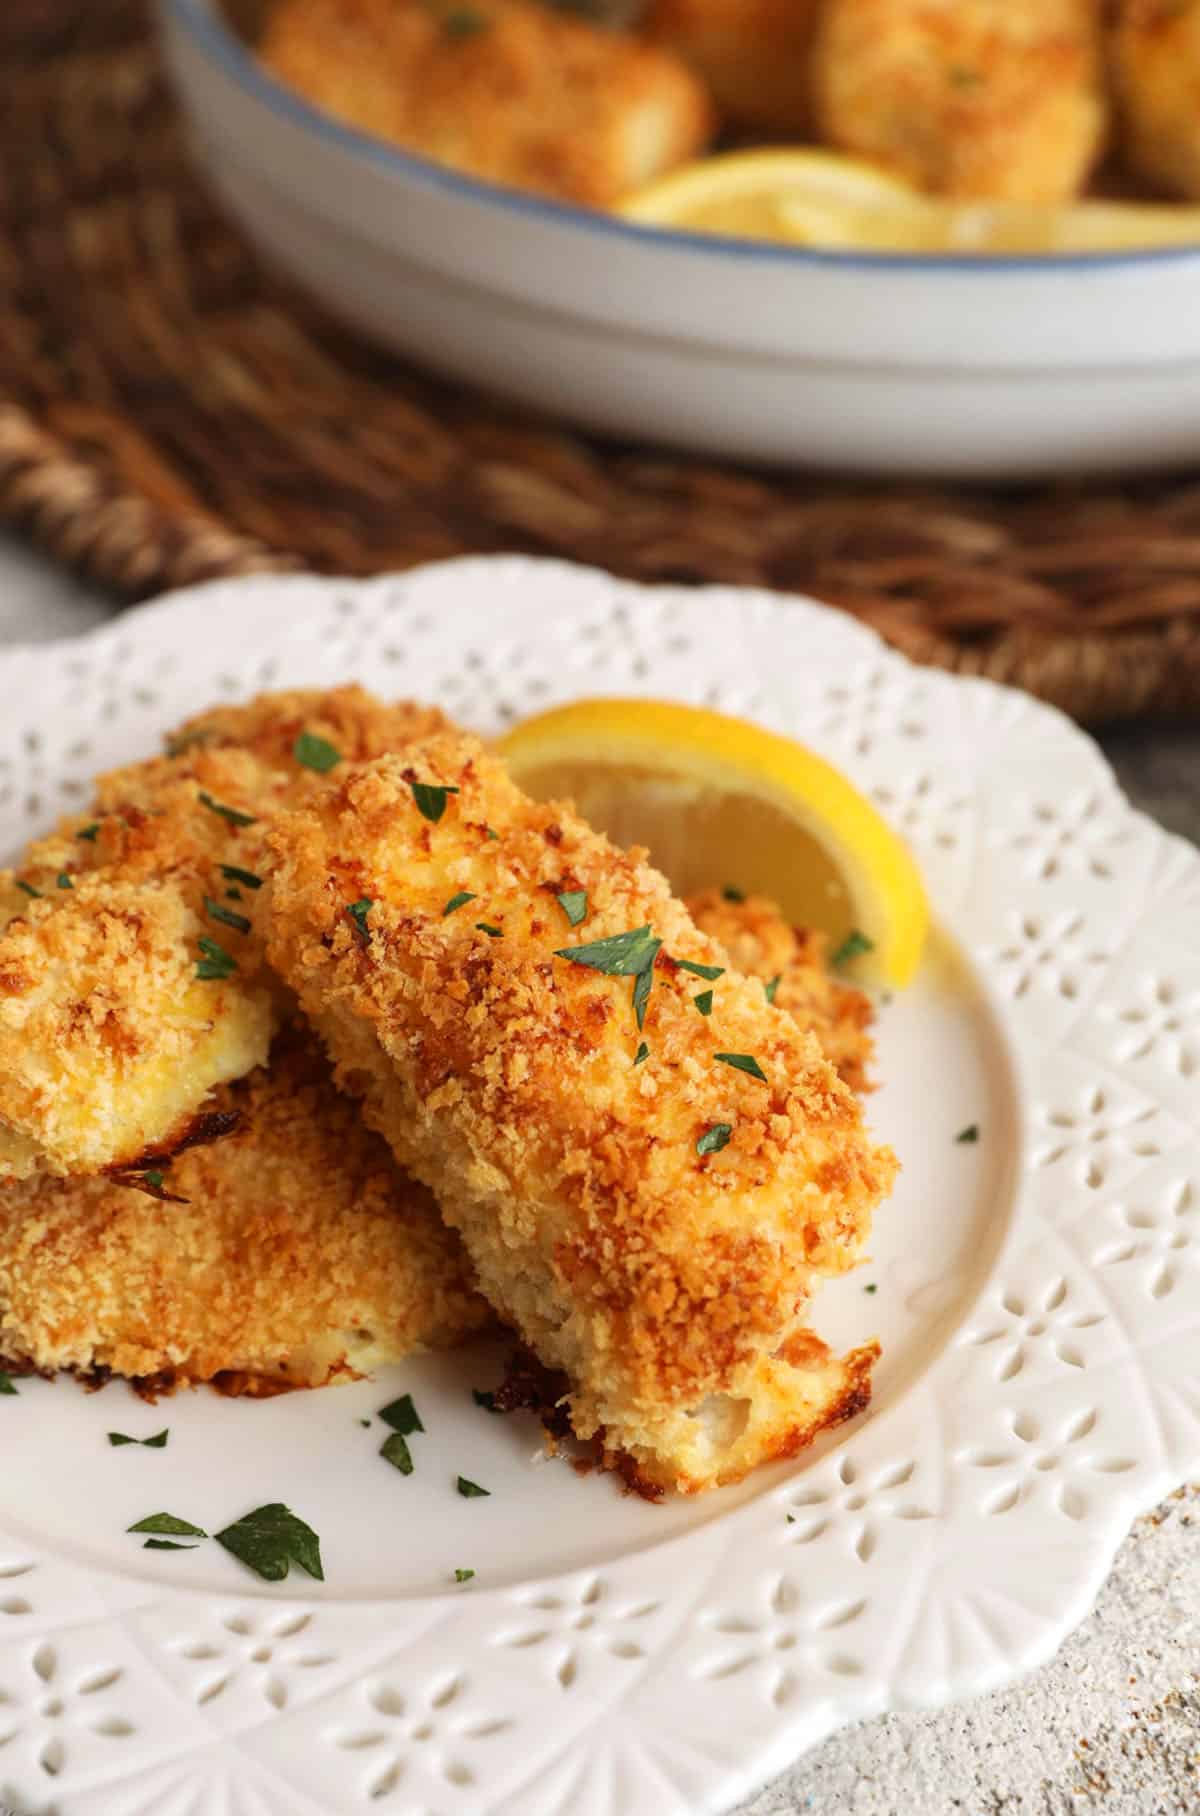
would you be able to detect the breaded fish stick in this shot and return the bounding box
[260,0,714,206]
[0,1029,488,1389]
[812,0,1107,202]
[265,734,896,1495]
[1112,1,1200,199]
[0,687,447,1181]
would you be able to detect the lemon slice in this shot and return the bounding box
[500,699,928,987]
[619,147,1200,254]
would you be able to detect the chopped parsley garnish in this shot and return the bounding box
[144,1539,198,1551]
[454,1568,475,1583]
[443,891,477,916]
[832,928,875,967]
[864,1283,878,1294]
[696,1123,733,1157]
[128,1512,207,1538]
[378,1393,424,1435]
[410,780,460,823]
[484,825,499,840]
[555,925,660,976]
[764,975,781,1005]
[346,898,373,944]
[220,864,263,890]
[714,1052,768,1083]
[109,1429,169,1448]
[633,1041,650,1067]
[956,1123,980,1144]
[293,730,341,773]
[15,880,40,898]
[215,1503,324,1583]
[456,1476,490,1498]
[472,1389,499,1414]
[223,864,265,893]
[226,887,243,901]
[693,990,714,1016]
[77,822,100,841]
[111,1166,189,1205]
[556,890,588,927]
[380,1432,414,1475]
[675,958,724,982]
[359,1418,371,1428]
[196,936,237,980]
[199,791,257,827]
[204,895,251,935]
[0,1373,17,1395]
[557,925,661,1033]
[56,873,73,890]
[722,885,745,903]
[475,922,502,938]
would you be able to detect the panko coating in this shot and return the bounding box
[1112,1,1200,200]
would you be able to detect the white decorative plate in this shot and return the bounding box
[1,559,1198,1816]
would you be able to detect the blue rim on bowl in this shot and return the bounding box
[168,0,1200,277]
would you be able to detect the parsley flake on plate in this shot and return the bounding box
[472,1389,499,1413]
[220,864,263,890]
[457,1476,491,1498]
[714,1052,768,1083]
[696,1122,733,1157]
[196,936,237,981]
[556,890,588,927]
[454,1567,476,1583]
[198,791,257,828]
[864,1283,878,1294]
[293,730,341,773]
[0,1373,17,1395]
[346,898,373,944]
[128,1512,207,1539]
[443,891,477,916]
[410,780,460,823]
[693,990,714,1016]
[109,1429,169,1448]
[832,928,875,967]
[215,1503,324,1583]
[381,1432,414,1475]
[144,1539,198,1551]
[204,895,251,935]
[956,1123,980,1144]
[378,1393,424,1435]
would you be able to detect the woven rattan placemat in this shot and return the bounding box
[3,0,1200,722]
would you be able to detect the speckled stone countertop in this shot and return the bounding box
[0,539,1195,1816]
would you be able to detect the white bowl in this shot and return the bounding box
[160,0,1200,478]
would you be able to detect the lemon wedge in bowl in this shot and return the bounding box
[500,699,929,987]
[619,147,1200,254]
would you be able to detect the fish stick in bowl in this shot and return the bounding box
[812,0,1108,203]
[258,0,715,206]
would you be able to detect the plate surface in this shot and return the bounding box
[0,558,1197,1816]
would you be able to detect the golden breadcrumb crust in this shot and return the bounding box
[813,0,1107,202]
[0,687,446,1180]
[687,889,875,1094]
[265,733,896,1494]
[0,1029,488,1388]
[644,0,821,135]
[260,0,714,205]
[1112,1,1200,199]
